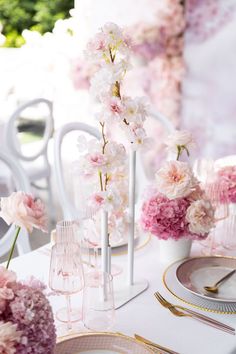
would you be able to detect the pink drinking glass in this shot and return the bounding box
[49,243,84,330]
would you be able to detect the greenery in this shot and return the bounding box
[0,0,74,47]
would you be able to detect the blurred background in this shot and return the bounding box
[0,0,236,254]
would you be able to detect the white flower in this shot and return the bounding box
[186,200,215,236]
[165,130,196,158]
[155,160,198,199]
[123,96,149,124]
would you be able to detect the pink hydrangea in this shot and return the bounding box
[0,268,56,354]
[141,192,190,240]
[141,189,214,240]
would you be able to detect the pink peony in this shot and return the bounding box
[0,321,22,354]
[141,192,190,240]
[186,200,215,236]
[155,161,198,199]
[0,192,47,233]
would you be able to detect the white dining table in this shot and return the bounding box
[7,237,236,354]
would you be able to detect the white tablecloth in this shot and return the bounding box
[8,238,236,354]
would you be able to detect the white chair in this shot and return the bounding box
[54,122,101,220]
[0,150,31,257]
[136,108,175,192]
[4,98,54,217]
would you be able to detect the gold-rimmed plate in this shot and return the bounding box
[55,332,154,354]
[176,257,236,303]
[163,257,236,314]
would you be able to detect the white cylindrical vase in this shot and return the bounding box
[159,238,192,264]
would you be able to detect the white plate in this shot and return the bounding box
[163,258,236,314]
[176,257,236,303]
[55,332,153,354]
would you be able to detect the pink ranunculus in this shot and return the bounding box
[0,192,47,233]
[0,321,22,354]
[186,200,215,236]
[155,161,198,199]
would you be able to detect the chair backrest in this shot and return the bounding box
[54,122,101,220]
[5,98,53,162]
[136,108,175,193]
[0,150,31,257]
[149,108,175,134]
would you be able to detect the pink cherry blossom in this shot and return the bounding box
[0,192,47,233]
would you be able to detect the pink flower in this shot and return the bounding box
[0,192,47,233]
[155,161,198,199]
[0,268,16,314]
[215,166,236,204]
[0,267,16,288]
[87,152,108,168]
[0,321,22,354]
[141,192,190,240]
[186,200,215,236]
[0,282,56,354]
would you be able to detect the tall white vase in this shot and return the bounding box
[159,238,192,264]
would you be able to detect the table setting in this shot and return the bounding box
[0,22,236,354]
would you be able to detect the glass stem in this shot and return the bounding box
[66,294,72,330]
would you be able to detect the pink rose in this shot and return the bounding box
[0,321,22,354]
[155,161,198,199]
[0,192,47,233]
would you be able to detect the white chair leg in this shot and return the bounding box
[46,175,56,223]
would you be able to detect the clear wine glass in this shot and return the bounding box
[49,243,84,330]
[56,220,80,243]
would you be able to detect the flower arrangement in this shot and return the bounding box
[76,23,149,241]
[0,267,56,354]
[141,130,215,240]
[0,191,47,268]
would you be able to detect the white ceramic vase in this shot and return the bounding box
[159,238,192,264]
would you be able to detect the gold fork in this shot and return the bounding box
[154,292,235,335]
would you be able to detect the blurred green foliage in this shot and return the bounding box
[0,0,74,47]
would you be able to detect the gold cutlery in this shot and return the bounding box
[134,334,180,354]
[204,269,236,294]
[154,292,235,335]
